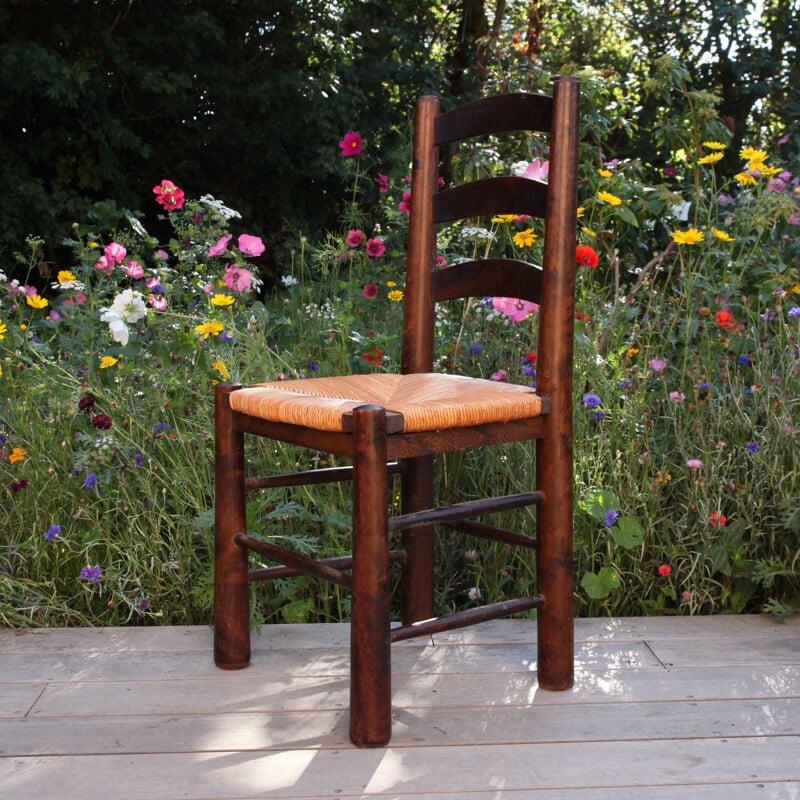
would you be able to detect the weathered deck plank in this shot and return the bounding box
[0,615,797,799]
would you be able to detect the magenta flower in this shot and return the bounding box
[346,230,364,248]
[492,296,539,322]
[104,242,127,264]
[148,294,167,312]
[339,131,363,157]
[649,358,668,374]
[94,255,113,275]
[362,282,379,299]
[237,234,265,257]
[124,259,144,280]
[208,235,232,257]
[223,264,253,292]
[399,191,412,215]
[491,370,507,381]
[365,238,386,257]
[374,173,389,193]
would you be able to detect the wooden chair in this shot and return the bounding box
[214,76,581,747]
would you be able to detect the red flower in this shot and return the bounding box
[153,180,185,211]
[362,348,383,367]
[576,244,599,267]
[362,282,379,299]
[708,512,727,527]
[657,563,672,577]
[91,413,113,430]
[715,310,734,329]
[78,395,96,413]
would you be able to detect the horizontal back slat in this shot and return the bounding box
[433,177,548,224]
[431,259,543,304]
[434,93,553,145]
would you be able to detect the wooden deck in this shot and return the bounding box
[1,615,798,799]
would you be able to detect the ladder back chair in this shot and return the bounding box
[215,76,581,747]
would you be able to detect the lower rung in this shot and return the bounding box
[390,595,544,643]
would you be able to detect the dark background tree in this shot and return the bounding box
[1,0,797,267]
[0,0,445,265]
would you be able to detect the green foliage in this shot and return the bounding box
[1,55,799,628]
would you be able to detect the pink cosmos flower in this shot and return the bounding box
[686,459,703,469]
[362,282,379,299]
[493,296,539,322]
[649,357,668,374]
[339,131,363,157]
[522,159,549,181]
[399,191,412,215]
[374,173,389,193]
[104,242,127,264]
[346,230,364,248]
[155,249,169,261]
[94,255,113,275]
[223,264,253,292]
[668,391,685,403]
[124,259,144,280]
[365,238,386,257]
[209,235,232,257]
[491,370,508,381]
[237,234,265,257]
[153,179,185,210]
[148,294,168,311]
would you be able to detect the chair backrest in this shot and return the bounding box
[401,78,581,412]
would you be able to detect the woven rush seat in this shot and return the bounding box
[227,372,544,433]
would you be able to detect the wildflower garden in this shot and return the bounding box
[1,59,799,628]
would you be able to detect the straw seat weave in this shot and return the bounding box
[228,373,543,433]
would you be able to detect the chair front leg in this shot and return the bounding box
[349,405,392,746]
[214,384,251,670]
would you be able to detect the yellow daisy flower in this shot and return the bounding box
[670,228,705,245]
[734,172,757,186]
[194,320,225,339]
[210,294,235,307]
[597,168,613,178]
[387,290,404,302]
[711,228,734,242]
[0,321,6,340]
[512,228,537,247]
[492,214,516,224]
[99,356,119,369]
[739,147,767,163]
[212,360,230,382]
[702,141,727,151]
[597,190,622,206]
[26,294,48,309]
[576,206,585,218]
[581,227,597,238]
[698,152,724,165]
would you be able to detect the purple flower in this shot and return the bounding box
[603,509,619,527]
[153,422,171,436]
[746,441,761,455]
[308,361,319,373]
[80,565,104,583]
[736,354,751,366]
[582,393,602,409]
[220,330,235,343]
[469,343,482,356]
[45,525,61,541]
[134,453,144,469]
[84,473,97,489]
[788,307,800,319]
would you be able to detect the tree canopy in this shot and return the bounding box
[1,0,797,265]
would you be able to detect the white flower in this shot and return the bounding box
[199,194,241,220]
[281,275,299,287]
[100,289,147,345]
[0,269,7,283]
[468,587,482,602]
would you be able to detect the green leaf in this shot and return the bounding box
[579,490,619,522]
[280,598,314,624]
[581,567,621,599]
[609,516,644,549]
